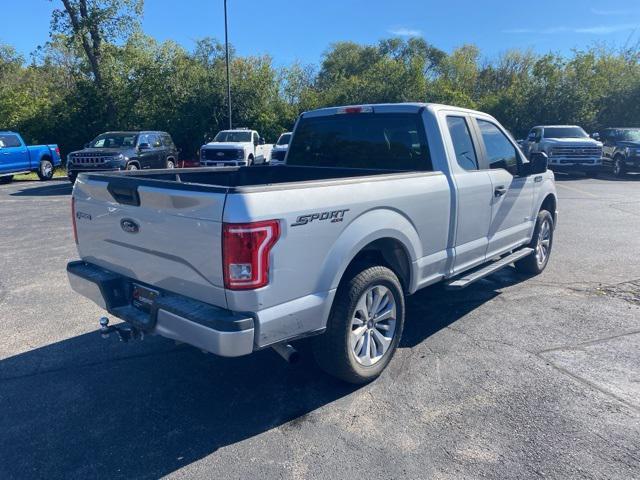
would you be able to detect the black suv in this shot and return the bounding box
[596,128,640,177]
[67,131,178,183]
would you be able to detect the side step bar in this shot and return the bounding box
[445,248,534,290]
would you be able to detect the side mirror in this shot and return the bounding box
[525,152,548,175]
[138,142,150,150]
[259,137,265,145]
[591,133,600,140]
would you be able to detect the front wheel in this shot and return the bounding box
[166,159,175,169]
[0,175,13,185]
[126,163,139,171]
[37,159,54,181]
[613,157,626,177]
[515,210,554,275]
[312,265,405,384]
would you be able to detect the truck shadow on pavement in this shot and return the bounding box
[9,179,72,197]
[0,268,525,480]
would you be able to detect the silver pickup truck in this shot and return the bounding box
[68,103,557,383]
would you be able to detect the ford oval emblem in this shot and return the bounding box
[120,218,140,234]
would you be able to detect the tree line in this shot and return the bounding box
[1,0,639,159]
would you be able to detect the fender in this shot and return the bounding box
[315,207,422,295]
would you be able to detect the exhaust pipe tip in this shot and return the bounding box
[272,343,300,364]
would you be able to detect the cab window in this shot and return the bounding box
[477,119,519,176]
[0,134,22,148]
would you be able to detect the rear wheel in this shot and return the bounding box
[312,264,405,384]
[126,163,139,171]
[515,210,554,275]
[0,175,13,185]
[37,159,54,181]
[166,159,175,169]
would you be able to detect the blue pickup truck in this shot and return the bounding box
[0,131,62,184]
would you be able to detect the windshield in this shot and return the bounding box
[277,133,292,146]
[213,131,252,142]
[619,130,640,142]
[90,133,137,148]
[286,113,431,170]
[543,127,588,139]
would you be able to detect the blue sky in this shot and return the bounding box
[2,0,640,65]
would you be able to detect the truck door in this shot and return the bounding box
[473,118,536,259]
[444,115,494,275]
[0,133,29,174]
[148,134,164,168]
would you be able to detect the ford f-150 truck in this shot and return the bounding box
[0,131,61,184]
[200,129,272,167]
[522,125,603,174]
[67,103,557,384]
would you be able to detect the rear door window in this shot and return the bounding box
[446,116,478,170]
[286,113,432,170]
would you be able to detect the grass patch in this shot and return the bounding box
[14,168,68,182]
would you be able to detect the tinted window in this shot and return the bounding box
[477,119,519,175]
[0,134,22,148]
[287,113,431,170]
[543,127,588,139]
[619,129,640,141]
[161,134,173,147]
[446,116,478,170]
[137,134,150,146]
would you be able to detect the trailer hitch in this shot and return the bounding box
[99,317,144,343]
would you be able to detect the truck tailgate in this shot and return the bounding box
[73,175,228,308]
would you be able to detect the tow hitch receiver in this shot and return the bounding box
[99,317,144,343]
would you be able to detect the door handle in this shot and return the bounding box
[494,186,507,197]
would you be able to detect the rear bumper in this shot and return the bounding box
[67,261,255,357]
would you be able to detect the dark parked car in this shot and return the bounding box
[595,128,640,177]
[67,131,178,183]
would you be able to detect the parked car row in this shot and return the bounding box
[520,125,640,177]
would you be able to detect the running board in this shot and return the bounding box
[445,248,534,290]
[1,170,29,177]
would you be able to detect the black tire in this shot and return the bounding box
[0,175,13,185]
[515,210,554,275]
[247,155,254,166]
[37,159,54,181]
[613,156,626,177]
[126,163,139,171]
[312,264,405,384]
[68,173,77,184]
[166,159,176,169]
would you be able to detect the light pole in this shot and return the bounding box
[224,0,232,129]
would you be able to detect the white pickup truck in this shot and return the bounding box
[200,129,272,167]
[68,103,557,384]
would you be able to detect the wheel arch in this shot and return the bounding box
[539,193,557,225]
[317,208,421,297]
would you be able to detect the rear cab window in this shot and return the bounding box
[286,113,432,171]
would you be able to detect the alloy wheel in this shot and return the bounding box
[350,285,397,366]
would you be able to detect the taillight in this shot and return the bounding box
[55,146,61,157]
[71,197,78,244]
[222,220,280,290]
[336,106,373,114]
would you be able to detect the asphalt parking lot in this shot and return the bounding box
[1,173,639,479]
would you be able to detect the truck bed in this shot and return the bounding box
[81,165,417,193]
